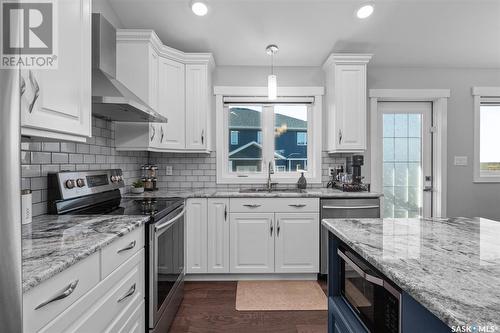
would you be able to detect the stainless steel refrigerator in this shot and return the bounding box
[0,67,23,331]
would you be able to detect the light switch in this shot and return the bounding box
[454,156,468,166]
[165,165,173,175]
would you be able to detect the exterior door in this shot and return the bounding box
[229,213,274,273]
[275,213,319,273]
[207,198,230,273]
[378,102,432,218]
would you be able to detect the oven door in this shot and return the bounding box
[150,205,185,329]
[338,249,400,333]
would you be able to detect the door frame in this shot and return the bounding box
[369,89,450,217]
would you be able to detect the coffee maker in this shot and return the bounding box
[352,155,364,184]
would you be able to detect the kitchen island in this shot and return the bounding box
[322,217,500,333]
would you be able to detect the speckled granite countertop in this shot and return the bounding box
[123,188,382,199]
[322,217,500,329]
[22,214,150,293]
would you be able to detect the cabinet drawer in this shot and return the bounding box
[39,250,145,333]
[101,226,144,278]
[230,198,319,213]
[105,300,145,333]
[23,254,100,333]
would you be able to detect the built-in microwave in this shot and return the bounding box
[338,248,401,333]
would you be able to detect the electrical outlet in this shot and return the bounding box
[454,156,468,166]
[165,165,173,176]
[328,168,335,176]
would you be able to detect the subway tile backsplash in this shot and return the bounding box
[21,117,148,217]
[21,117,347,217]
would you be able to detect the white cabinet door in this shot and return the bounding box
[185,64,209,150]
[158,58,185,150]
[334,64,367,151]
[186,198,208,273]
[21,0,91,142]
[274,213,319,273]
[230,213,274,273]
[207,198,230,273]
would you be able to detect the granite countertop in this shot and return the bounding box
[322,217,500,329]
[22,214,150,293]
[123,188,382,199]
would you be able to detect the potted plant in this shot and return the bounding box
[131,179,145,194]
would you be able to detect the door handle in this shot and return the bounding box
[35,280,79,310]
[338,129,343,145]
[117,283,136,303]
[150,125,156,141]
[224,205,227,221]
[20,75,26,97]
[117,241,136,254]
[160,126,164,143]
[201,129,204,145]
[243,204,261,208]
[289,204,306,208]
[270,221,273,236]
[277,220,280,237]
[28,70,40,113]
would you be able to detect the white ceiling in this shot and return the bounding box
[107,0,500,68]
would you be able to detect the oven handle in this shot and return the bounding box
[155,207,185,233]
[337,249,400,299]
[323,205,380,210]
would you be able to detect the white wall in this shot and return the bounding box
[213,64,500,219]
[92,0,123,28]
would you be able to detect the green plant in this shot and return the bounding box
[132,180,144,188]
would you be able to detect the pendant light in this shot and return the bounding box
[266,44,279,100]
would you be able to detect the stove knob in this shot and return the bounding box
[76,178,85,188]
[116,175,122,182]
[111,175,117,183]
[65,179,75,189]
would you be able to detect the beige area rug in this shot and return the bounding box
[235,281,327,311]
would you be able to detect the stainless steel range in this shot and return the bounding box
[47,169,184,332]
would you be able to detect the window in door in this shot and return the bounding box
[379,102,432,218]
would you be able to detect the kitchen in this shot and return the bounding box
[1,0,500,332]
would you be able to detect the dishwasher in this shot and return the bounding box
[320,197,381,274]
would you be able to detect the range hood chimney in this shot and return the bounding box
[91,14,167,123]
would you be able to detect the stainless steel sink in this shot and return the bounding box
[239,188,307,194]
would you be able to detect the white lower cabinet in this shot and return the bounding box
[207,198,230,273]
[229,213,275,273]
[186,198,208,273]
[274,213,320,273]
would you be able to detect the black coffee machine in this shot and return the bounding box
[352,155,364,184]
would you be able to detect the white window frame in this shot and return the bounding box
[296,132,307,146]
[230,130,239,145]
[214,86,324,184]
[257,131,262,144]
[472,87,500,183]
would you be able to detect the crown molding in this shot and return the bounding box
[323,53,373,69]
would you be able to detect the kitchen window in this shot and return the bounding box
[473,87,500,182]
[215,89,323,184]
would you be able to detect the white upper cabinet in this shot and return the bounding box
[21,0,92,142]
[115,30,215,153]
[323,54,372,153]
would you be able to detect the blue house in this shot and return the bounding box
[228,107,308,172]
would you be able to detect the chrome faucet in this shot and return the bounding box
[266,161,277,191]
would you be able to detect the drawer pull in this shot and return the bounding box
[117,241,136,254]
[243,204,261,208]
[117,283,136,303]
[34,279,79,310]
[289,204,306,208]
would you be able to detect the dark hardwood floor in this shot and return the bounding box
[169,281,328,333]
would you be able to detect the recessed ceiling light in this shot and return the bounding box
[356,3,374,19]
[191,1,208,16]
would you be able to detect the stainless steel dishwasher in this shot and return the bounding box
[320,197,381,274]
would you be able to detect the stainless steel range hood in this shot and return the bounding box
[92,14,167,123]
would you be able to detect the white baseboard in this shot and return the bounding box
[185,273,319,281]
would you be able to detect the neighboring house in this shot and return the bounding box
[228,107,308,172]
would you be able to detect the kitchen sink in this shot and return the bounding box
[239,188,307,194]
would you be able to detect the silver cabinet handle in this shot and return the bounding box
[117,241,136,254]
[150,124,156,142]
[201,129,204,145]
[322,205,380,210]
[117,283,136,303]
[338,129,343,145]
[289,204,306,208]
[224,204,227,221]
[277,220,280,237]
[160,126,164,143]
[243,204,261,208]
[20,75,26,97]
[35,280,79,310]
[270,220,274,236]
[28,70,40,113]
[423,186,433,192]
